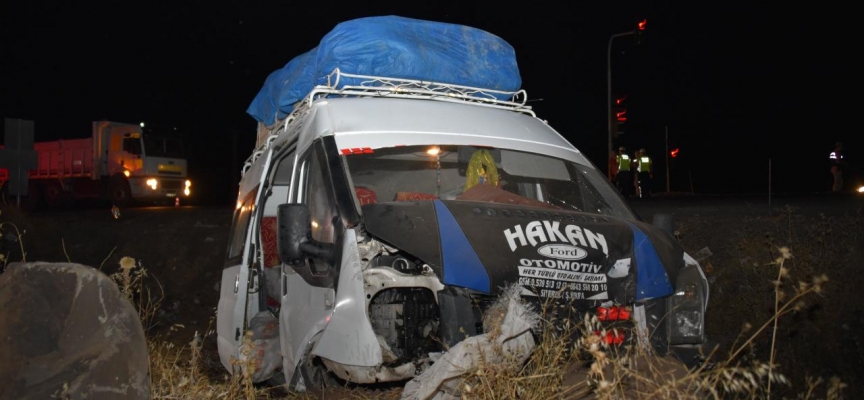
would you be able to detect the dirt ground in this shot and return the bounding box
[630,193,864,399]
[2,192,862,398]
[0,204,232,343]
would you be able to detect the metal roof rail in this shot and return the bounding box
[306,68,535,116]
[242,69,536,177]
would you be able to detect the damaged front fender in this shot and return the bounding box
[311,229,383,366]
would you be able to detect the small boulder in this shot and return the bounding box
[0,262,150,399]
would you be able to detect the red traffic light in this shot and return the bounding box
[615,95,627,122]
[638,19,647,31]
[670,148,679,158]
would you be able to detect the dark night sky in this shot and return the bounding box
[2,1,861,205]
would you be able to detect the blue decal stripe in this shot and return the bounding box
[434,200,491,293]
[628,223,674,301]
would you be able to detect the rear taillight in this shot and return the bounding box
[597,306,631,322]
[593,329,626,345]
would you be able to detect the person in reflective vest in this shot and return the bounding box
[616,146,634,197]
[635,148,653,198]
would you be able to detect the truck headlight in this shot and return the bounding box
[146,178,158,190]
[184,180,192,196]
[667,263,707,345]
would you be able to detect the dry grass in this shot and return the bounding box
[420,204,856,400]
[92,252,855,399]
[449,247,845,400]
[145,329,291,400]
[109,256,294,399]
[0,203,855,399]
[675,205,861,399]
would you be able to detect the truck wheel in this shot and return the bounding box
[44,183,71,208]
[111,178,132,208]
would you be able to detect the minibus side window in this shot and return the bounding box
[226,191,256,264]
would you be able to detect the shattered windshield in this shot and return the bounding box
[344,145,635,219]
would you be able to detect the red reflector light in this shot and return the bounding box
[597,306,630,322]
[340,147,374,155]
[618,307,630,320]
[597,307,608,321]
[593,329,626,345]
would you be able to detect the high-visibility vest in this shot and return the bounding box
[617,154,631,170]
[638,156,652,172]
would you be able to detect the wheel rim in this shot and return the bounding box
[46,186,61,205]
[112,181,130,203]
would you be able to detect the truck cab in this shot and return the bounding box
[96,121,192,206]
[217,70,710,390]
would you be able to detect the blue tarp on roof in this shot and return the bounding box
[247,15,521,126]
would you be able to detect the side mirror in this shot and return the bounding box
[277,204,310,264]
[276,203,335,265]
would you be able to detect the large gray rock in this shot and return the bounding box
[0,262,149,399]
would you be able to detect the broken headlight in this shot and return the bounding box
[667,263,707,345]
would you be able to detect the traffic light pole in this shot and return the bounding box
[607,30,635,179]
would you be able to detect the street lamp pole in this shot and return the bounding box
[607,30,636,179]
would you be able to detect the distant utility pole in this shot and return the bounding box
[0,119,38,206]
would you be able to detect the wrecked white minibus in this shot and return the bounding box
[216,16,709,391]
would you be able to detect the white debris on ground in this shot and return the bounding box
[401,284,539,400]
[691,246,713,262]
